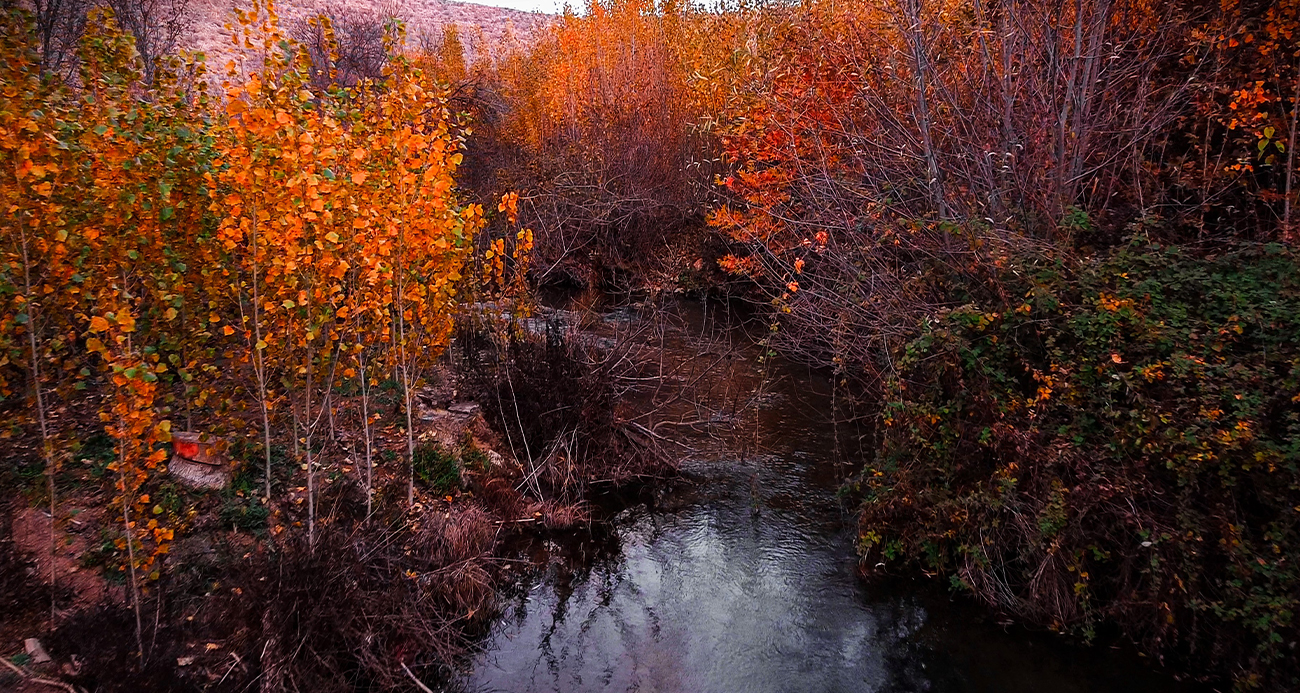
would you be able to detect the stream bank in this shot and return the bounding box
[458,298,1207,693]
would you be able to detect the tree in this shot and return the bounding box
[31,0,89,79]
[106,0,192,83]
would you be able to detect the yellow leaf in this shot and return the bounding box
[89,316,110,332]
[222,325,235,336]
[352,171,368,185]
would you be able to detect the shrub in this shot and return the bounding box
[413,442,461,494]
[856,241,1300,689]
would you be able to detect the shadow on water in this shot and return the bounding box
[459,298,1209,693]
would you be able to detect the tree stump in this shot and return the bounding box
[169,432,230,490]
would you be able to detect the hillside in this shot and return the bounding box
[186,0,551,62]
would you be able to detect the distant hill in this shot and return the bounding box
[185,0,551,64]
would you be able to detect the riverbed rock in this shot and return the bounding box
[449,401,480,415]
[25,637,51,663]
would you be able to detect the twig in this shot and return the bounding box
[217,651,243,685]
[0,657,85,693]
[400,661,437,693]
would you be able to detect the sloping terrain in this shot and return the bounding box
[186,0,550,62]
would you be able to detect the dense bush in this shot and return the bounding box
[856,241,1300,689]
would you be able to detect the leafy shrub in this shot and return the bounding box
[413,442,461,494]
[856,241,1300,689]
[220,495,269,534]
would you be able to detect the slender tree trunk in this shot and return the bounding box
[249,201,274,501]
[396,231,416,506]
[357,347,374,519]
[900,0,947,221]
[18,223,56,621]
[1285,64,1300,240]
[291,400,300,459]
[400,347,415,507]
[304,342,315,547]
[179,304,192,433]
[1000,6,1024,216]
[118,425,144,659]
[1069,0,1109,192]
[1055,0,1086,219]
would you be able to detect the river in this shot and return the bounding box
[459,298,1203,693]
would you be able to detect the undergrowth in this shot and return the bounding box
[856,240,1300,690]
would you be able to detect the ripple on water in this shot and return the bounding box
[461,300,1204,693]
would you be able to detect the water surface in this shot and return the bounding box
[461,300,1202,693]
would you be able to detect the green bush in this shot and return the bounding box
[413,442,461,494]
[856,241,1300,690]
[220,467,269,533]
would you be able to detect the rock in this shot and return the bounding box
[421,407,450,422]
[169,432,231,490]
[25,637,51,664]
[417,377,457,411]
[449,401,480,415]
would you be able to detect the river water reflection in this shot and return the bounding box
[460,300,1202,693]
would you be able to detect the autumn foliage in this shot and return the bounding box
[4,0,1300,688]
[470,0,1300,687]
[463,0,716,287]
[0,0,502,657]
